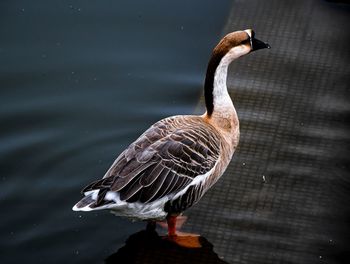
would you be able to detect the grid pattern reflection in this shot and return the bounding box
[188,0,350,263]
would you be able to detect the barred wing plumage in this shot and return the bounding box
[81,116,221,208]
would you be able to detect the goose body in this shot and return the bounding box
[73,29,270,233]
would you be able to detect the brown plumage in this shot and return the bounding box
[82,116,221,207]
[72,29,270,235]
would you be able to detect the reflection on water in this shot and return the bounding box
[105,229,229,264]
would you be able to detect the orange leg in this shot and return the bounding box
[161,215,201,248]
[166,215,177,236]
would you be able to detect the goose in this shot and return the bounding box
[72,29,270,237]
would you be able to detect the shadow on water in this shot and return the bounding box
[105,229,229,264]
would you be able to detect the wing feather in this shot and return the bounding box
[79,116,221,208]
[147,171,176,202]
[119,175,143,202]
[111,161,156,190]
[138,168,170,203]
[139,163,164,187]
[82,176,114,193]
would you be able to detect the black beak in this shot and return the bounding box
[251,37,271,51]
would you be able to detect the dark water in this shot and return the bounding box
[0,0,231,263]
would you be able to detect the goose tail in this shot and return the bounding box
[72,192,96,211]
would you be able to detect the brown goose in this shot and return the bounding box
[73,29,270,236]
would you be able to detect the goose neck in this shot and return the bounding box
[204,45,250,116]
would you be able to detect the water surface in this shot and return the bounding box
[0,0,231,263]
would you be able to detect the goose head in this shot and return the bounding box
[212,29,270,61]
